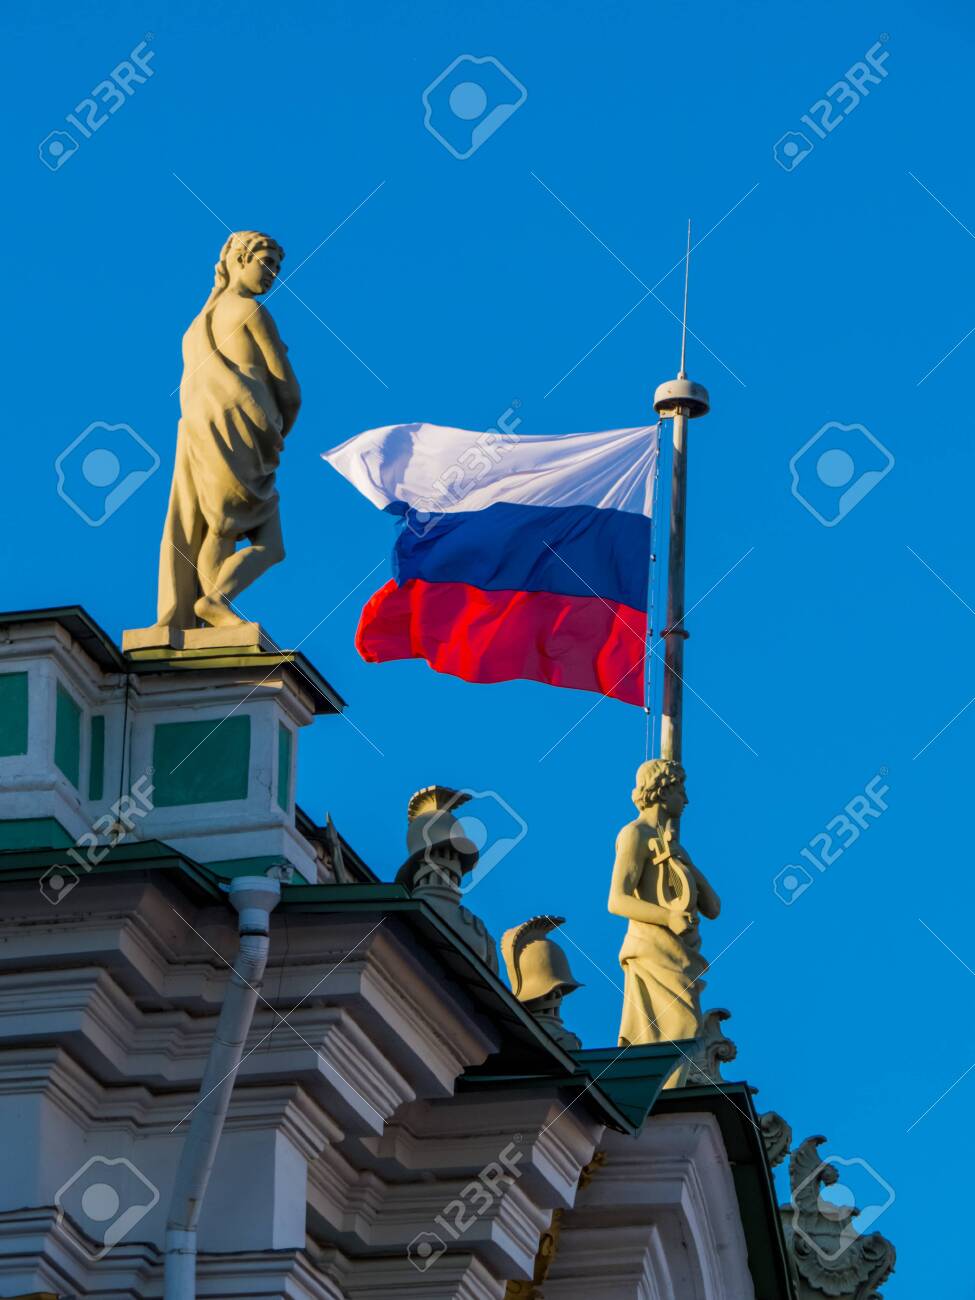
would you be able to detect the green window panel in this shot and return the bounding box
[0,672,29,757]
[55,683,82,789]
[0,816,74,850]
[152,715,250,807]
[89,715,106,801]
[277,723,292,811]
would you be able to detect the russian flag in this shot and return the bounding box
[323,421,659,705]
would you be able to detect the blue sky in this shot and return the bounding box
[10,0,975,1291]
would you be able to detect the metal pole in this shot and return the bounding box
[660,404,689,763]
[652,381,709,765]
[652,220,709,766]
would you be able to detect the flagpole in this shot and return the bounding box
[653,222,710,766]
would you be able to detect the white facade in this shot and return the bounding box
[0,609,793,1300]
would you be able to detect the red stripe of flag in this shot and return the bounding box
[356,578,646,705]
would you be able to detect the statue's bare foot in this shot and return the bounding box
[194,594,246,628]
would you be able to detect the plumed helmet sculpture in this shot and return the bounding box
[396,785,479,887]
[501,915,583,1004]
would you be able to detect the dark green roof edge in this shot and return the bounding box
[0,838,224,899]
[653,1081,797,1300]
[571,1042,693,1130]
[460,1041,690,1135]
[0,605,126,671]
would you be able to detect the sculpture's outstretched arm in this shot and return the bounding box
[248,304,302,434]
[607,824,678,928]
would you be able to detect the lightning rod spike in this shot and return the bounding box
[679,218,691,379]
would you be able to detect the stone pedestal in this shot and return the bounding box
[121,623,276,654]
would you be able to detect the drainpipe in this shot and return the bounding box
[164,873,284,1299]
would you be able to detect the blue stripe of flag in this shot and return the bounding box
[390,501,651,610]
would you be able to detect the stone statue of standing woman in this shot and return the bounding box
[155,231,301,631]
[608,760,721,1049]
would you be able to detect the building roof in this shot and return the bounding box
[0,604,346,715]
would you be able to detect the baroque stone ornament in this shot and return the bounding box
[505,1207,562,1300]
[759,1110,793,1169]
[684,1006,737,1084]
[396,786,498,973]
[501,914,583,1051]
[321,813,355,884]
[155,231,301,630]
[784,1135,896,1299]
[505,1152,606,1299]
[608,760,721,1056]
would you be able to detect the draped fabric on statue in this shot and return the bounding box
[615,835,709,1046]
[157,303,285,625]
[323,421,659,704]
[617,917,708,1045]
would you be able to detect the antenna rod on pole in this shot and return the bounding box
[679,218,691,379]
[653,222,710,767]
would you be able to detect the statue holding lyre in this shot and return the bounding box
[608,760,721,1048]
[155,230,301,631]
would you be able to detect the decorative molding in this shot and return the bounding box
[0,879,500,1112]
[0,1206,349,1300]
[368,1092,601,1207]
[0,1205,156,1300]
[341,1249,499,1300]
[543,1115,754,1300]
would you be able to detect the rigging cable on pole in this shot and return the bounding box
[644,434,662,761]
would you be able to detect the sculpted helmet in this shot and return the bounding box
[396,785,479,888]
[501,915,582,1004]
